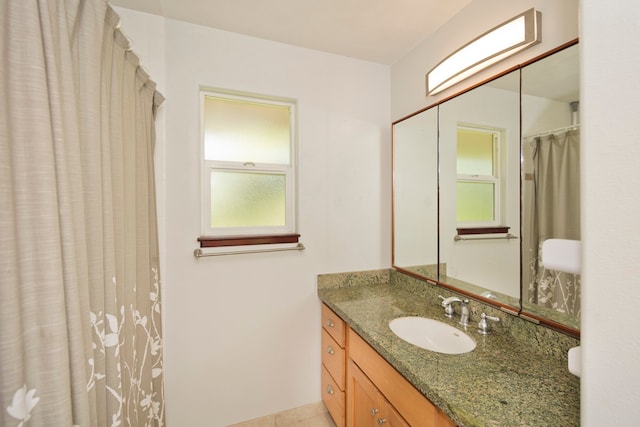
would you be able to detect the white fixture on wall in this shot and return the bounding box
[426,8,542,96]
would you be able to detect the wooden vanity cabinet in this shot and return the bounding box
[321,304,347,427]
[347,328,456,427]
[321,303,456,427]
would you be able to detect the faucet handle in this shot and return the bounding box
[477,313,500,335]
[438,295,456,318]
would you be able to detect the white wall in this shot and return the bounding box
[116,8,390,426]
[522,95,574,137]
[580,0,640,425]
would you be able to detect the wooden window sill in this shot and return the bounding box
[456,226,510,235]
[198,234,300,248]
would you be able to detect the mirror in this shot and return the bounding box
[392,41,580,334]
[521,44,580,329]
[393,107,439,279]
[438,70,521,311]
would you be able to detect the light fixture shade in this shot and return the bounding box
[426,8,541,96]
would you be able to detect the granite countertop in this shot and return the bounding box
[318,280,580,427]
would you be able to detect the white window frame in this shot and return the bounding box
[200,89,297,238]
[456,124,502,228]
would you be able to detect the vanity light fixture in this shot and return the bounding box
[426,8,541,96]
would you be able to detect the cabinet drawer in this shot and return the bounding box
[321,329,345,390]
[321,304,345,347]
[322,365,345,427]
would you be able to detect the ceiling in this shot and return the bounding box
[109,0,473,65]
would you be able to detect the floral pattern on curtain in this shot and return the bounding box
[1,1,165,426]
[527,242,582,317]
[524,129,581,319]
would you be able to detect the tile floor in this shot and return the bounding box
[227,402,337,427]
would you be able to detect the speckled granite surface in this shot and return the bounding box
[317,269,580,427]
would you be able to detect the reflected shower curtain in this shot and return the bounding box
[1,2,165,426]
[525,130,581,318]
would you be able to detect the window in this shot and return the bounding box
[199,90,297,247]
[456,125,501,227]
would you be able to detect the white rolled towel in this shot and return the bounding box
[541,239,582,274]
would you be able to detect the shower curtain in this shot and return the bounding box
[1,1,165,426]
[524,129,581,318]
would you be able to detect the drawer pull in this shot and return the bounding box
[377,418,387,425]
[326,319,335,328]
[326,346,334,355]
[326,385,334,395]
[370,408,379,416]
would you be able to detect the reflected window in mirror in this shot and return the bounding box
[456,126,502,226]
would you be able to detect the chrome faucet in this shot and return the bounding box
[439,296,470,326]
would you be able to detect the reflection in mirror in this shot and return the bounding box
[392,42,580,335]
[438,70,521,310]
[521,43,580,329]
[392,107,438,279]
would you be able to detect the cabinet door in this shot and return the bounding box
[348,328,442,426]
[348,360,382,427]
[348,360,410,427]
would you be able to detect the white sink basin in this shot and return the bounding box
[389,316,476,354]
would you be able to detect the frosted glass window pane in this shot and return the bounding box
[210,171,286,228]
[457,182,495,222]
[457,129,494,176]
[204,96,290,164]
